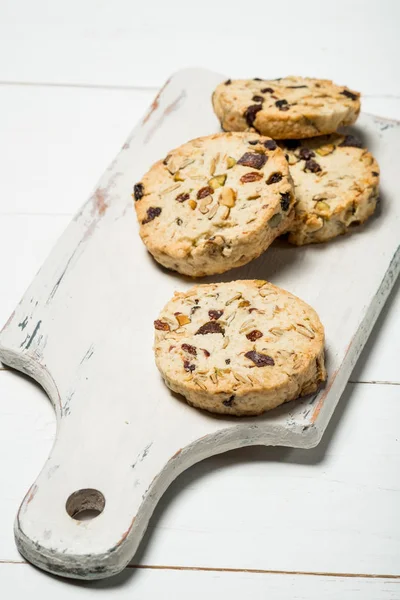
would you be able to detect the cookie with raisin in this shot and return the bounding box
[280,134,380,245]
[134,133,294,277]
[154,280,326,416]
[212,76,360,139]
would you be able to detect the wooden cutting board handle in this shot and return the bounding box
[4,342,298,579]
[5,348,194,579]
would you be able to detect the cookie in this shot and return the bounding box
[154,280,326,416]
[280,134,380,245]
[134,133,295,277]
[212,76,360,139]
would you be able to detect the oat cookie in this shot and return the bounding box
[280,134,380,245]
[134,133,295,277]
[212,76,360,139]
[154,280,326,416]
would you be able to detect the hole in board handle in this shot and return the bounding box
[66,488,105,521]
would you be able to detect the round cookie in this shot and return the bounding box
[154,280,326,416]
[134,133,295,277]
[280,134,380,245]
[212,76,360,139]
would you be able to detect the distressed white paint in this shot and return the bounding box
[350,277,400,384]
[0,69,399,579]
[0,216,71,325]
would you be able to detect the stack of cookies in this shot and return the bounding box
[133,76,380,416]
[212,76,379,246]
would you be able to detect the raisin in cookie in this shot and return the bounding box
[280,134,380,245]
[212,76,360,139]
[154,280,326,416]
[134,133,295,277]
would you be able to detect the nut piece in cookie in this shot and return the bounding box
[212,76,360,139]
[154,280,326,416]
[134,132,295,277]
[280,134,380,245]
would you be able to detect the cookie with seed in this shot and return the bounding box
[280,134,380,245]
[134,133,295,277]
[154,280,326,416]
[212,76,360,139]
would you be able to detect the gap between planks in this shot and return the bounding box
[0,365,398,386]
[348,380,400,386]
[0,80,400,102]
[0,560,400,580]
[0,80,158,92]
[0,212,74,217]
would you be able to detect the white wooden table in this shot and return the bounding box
[0,1,399,597]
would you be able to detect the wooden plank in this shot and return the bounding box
[0,562,399,599]
[0,215,71,327]
[0,369,399,576]
[351,277,400,384]
[0,0,399,94]
[0,84,154,214]
[362,96,400,122]
[0,370,55,561]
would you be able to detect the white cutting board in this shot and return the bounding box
[0,68,399,580]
